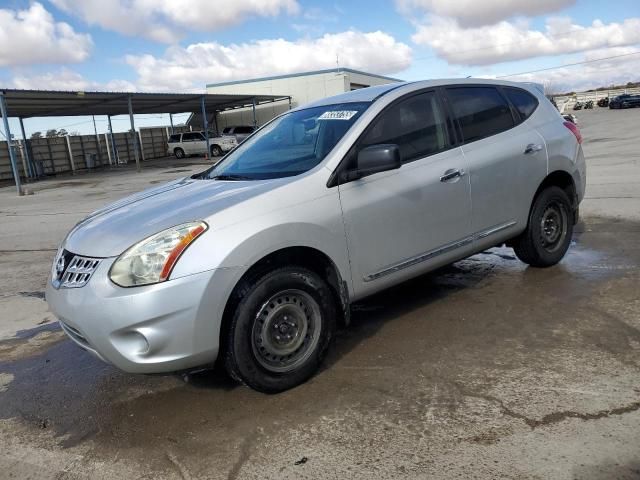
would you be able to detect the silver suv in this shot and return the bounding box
[47,79,586,393]
[167,131,236,158]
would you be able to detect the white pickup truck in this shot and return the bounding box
[167,131,237,158]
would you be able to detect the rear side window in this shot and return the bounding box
[504,87,539,121]
[236,126,254,134]
[446,86,515,143]
[168,134,181,143]
[359,91,448,163]
[222,127,232,134]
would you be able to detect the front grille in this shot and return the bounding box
[52,250,101,289]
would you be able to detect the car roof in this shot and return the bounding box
[297,78,544,111]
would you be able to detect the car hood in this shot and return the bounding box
[64,176,281,257]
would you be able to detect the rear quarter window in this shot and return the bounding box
[446,86,515,143]
[168,134,181,143]
[503,87,539,122]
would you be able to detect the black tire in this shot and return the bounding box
[224,266,336,393]
[174,148,185,159]
[512,186,574,268]
[210,145,222,157]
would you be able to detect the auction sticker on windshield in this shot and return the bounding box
[318,111,358,120]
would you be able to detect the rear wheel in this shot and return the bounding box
[224,266,336,393]
[174,148,185,159]
[512,186,573,267]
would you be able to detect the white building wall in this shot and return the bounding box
[207,69,399,130]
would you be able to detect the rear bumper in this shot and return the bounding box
[46,259,243,373]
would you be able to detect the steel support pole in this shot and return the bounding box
[252,97,257,128]
[0,93,22,195]
[92,115,104,166]
[107,115,118,165]
[201,96,210,159]
[18,117,34,178]
[169,113,174,134]
[128,95,141,172]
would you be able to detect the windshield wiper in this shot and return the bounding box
[209,174,253,181]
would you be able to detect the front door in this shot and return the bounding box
[182,132,206,154]
[337,90,473,298]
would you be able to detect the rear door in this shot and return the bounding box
[337,90,473,298]
[445,85,546,242]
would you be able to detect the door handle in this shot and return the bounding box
[524,143,543,154]
[440,168,465,182]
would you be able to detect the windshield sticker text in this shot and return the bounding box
[318,111,358,121]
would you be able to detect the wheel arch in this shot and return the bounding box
[219,246,350,355]
[532,170,578,223]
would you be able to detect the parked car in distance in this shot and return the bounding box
[562,113,578,125]
[167,131,237,158]
[222,125,256,142]
[573,102,583,110]
[597,97,609,107]
[47,79,586,393]
[609,94,640,109]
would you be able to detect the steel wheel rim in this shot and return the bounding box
[539,202,568,253]
[251,289,322,373]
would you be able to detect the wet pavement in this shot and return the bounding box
[1,108,639,479]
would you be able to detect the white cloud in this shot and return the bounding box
[125,31,412,91]
[499,47,640,93]
[0,3,92,66]
[397,0,575,27]
[50,0,300,43]
[412,16,640,65]
[11,68,136,92]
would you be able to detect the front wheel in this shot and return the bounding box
[224,267,336,393]
[512,186,574,267]
[210,145,222,157]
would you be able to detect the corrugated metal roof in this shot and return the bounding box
[0,89,290,118]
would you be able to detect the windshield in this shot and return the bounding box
[203,102,370,180]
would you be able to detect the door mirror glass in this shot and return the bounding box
[354,144,401,179]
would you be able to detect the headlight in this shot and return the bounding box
[109,221,207,287]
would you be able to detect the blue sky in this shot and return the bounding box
[0,0,639,136]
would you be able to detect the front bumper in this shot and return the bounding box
[46,258,243,374]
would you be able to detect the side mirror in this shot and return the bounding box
[348,144,401,180]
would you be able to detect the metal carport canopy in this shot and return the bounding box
[0,89,290,117]
[0,88,290,196]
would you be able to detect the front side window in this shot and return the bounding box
[222,127,232,134]
[447,86,515,143]
[203,102,370,180]
[359,91,447,163]
[182,132,202,142]
[236,126,254,134]
[504,87,539,121]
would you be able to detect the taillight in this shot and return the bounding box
[563,121,582,144]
